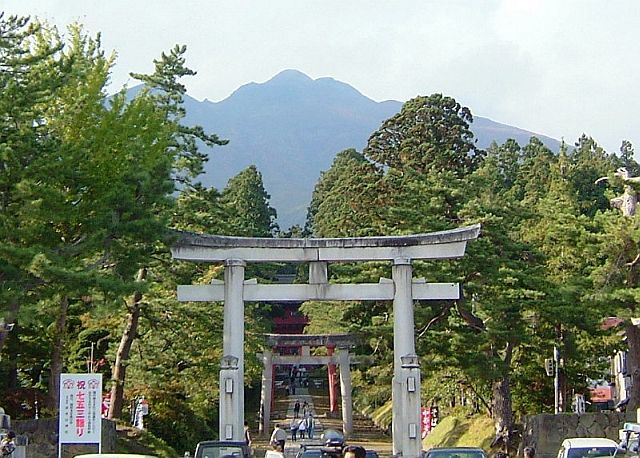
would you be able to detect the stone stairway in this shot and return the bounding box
[266,385,391,457]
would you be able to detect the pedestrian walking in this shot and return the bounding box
[290,418,299,441]
[307,414,315,439]
[302,400,308,416]
[294,400,300,418]
[243,421,252,447]
[298,416,307,439]
[270,423,287,451]
[524,448,535,458]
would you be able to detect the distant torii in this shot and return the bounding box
[596,167,640,217]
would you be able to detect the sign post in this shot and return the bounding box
[421,407,430,439]
[58,373,103,458]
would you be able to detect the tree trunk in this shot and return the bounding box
[625,321,640,412]
[492,341,514,450]
[48,295,69,410]
[0,300,20,353]
[559,363,568,412]
[108,268,146,420]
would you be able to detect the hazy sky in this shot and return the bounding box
[4,0,639,153]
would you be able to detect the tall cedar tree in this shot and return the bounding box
[307,149,384,237]
[221,165,278,237]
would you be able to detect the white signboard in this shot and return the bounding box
[58,373,102,445]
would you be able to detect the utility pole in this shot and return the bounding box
[554,346,560,414]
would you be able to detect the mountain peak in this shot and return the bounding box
[266,69,313,86]
[225,69,313,100]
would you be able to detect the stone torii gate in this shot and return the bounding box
[171,224,480,458]
[259,333,357,437]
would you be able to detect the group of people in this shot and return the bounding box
[289,413,315,441]
[269,404,316,451]
[293,399,309,418]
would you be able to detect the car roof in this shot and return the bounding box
[425,448,487,457]
[265,451,285,458]
[197,441,248,446]
[74,455,158,458]
[561,438,618,448]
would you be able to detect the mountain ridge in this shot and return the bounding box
[172,70,562,229]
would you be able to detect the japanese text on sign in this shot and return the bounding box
[58,373,102,445]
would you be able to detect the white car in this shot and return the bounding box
[557,438,619,458]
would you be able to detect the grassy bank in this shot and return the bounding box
[423,414,494,450]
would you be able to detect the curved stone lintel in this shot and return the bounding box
[174,224,480,249]
[171,224,481,263]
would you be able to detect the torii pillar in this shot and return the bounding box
[392,258,421,457]
[218,259,245,441]
[258,349,272,436]
[327,342,338,413]
[338,347,353,437]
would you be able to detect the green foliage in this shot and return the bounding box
[364,94,484,176]
[221,165,278,236]
[131,44,228,183]
[567,135,618,217]
[307,149,382,236]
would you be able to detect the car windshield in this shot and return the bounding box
[200,446,245,458]
[298,451,323,458]
[427,450,487,458]
[567,448,617,458]
[297,450,337,458]
[323,430,344,441]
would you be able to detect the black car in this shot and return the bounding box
[296,445,341,458]
[321,429,345,448]
[296,450,326,458]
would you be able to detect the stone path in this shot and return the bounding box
[258,385,391,458]
[280,387,327,455]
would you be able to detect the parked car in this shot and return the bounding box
[321,429,345,447]
[296,445,341,458]
[296,449,327,458]
[556,438,619,458]
[265,450,286,458]
[194,440,252,458]
[424,447,488,458]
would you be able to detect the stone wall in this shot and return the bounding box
[519,412,627,458]
[12,417,116,458]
